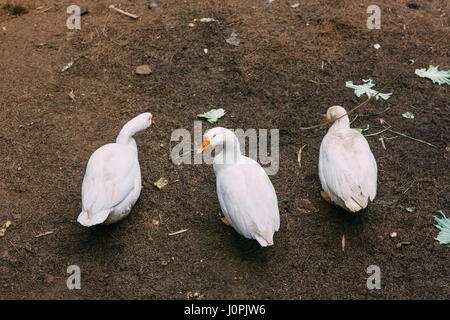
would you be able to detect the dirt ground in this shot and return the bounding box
[0,0,448,299]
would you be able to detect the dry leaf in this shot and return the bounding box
[0,221,12,237]
[154,177,168,190]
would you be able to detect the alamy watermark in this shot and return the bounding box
[66,265,81,290]
[66,5,81,30]
[367,5,381,29]
[366,265,381,290]
[170,121,279,175]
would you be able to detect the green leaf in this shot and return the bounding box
[353,124,370,133]
[196,108,226,124]
[346,79,392,101]
[434,211,450,245]
[406,207,415,213]
[415,65,450,85]
[402,111,414,119]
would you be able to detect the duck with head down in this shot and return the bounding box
[318,105,377,212]
[197,127,280,247]
[78,113,155,227]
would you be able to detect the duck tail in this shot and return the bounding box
[254,232,274,247]
[77,209,110,227]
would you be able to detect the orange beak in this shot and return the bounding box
[197,138,211,153]
[151,119,156,125]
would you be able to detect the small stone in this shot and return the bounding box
[188,23,195,27]
[135,65,152,75]
[390,232,397,238]
[148,2,159,9]
[161,258,170,266]
[407,3,419,9]
[396,241,411,248]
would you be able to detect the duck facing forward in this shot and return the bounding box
[318,106,377,212]
[77,113,155,227]
[197,127,280,246]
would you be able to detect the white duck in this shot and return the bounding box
[197,127,280,246]
[318,105,377,212]
[77,113,155,227]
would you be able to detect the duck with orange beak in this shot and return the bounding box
[197,127,280,247]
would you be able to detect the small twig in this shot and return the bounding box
[172,149,194,162]
[364,127,390,137]
[402,182,415,194]
[382,125,437,148]
[297,145,307,168]
[9,241,21,255]
[35,231,54,238]
[109,5,138,19]
[168,229,188,236]
[38,7,52,13]
[378,137,386,150]
[359,106,391,117]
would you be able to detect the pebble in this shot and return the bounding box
[135,65,152,75]
[148,2,159,9]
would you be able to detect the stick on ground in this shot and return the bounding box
[109,5,138,19]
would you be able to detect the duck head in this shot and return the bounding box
[326,105,349,128]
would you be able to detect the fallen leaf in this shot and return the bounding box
[346,79,392,100]
[415,65,450,85]
[154,177,168,190]
[402,111,414,119]
[226,32,243,46]
[197,108,226,124]
[0,221,12,237]
[434,210,450,245]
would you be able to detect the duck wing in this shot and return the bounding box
[319,130,377,212]
[216,157,280,246]
[80,143,139,222]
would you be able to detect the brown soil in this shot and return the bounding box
[0,0,448,299]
